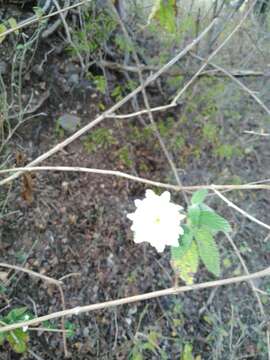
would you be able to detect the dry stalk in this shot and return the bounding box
[0,267,269,334]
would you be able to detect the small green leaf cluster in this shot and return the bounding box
[0,17,19,44]
[130,330,168,360]
[171,190,231,284]
[84,128,117,152]
[68,9,117,56]
[0,307,32,353]
[0,308,76,354]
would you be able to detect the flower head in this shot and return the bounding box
[127,189,185,252]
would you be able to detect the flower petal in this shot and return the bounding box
[160,191,170,202]
[127,213,135,220]
[145,189,156,199]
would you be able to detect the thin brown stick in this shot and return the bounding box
[98,60,264,78]
[212,187,270,231]
[0,263,62,286]
[0,166,270,192]
[0,267,269,334]
[107,103,176,119]
[0,166,266,190]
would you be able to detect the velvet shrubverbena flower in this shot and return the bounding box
[127,189,185,252]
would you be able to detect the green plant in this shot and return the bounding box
[202,122,219,143]
[111,84,124,101]
[117,146,133,168]
[0,307,76,355]
[83,128,117,152]
[171,189,231,284]
[130,330,168,360]
[149,0,177,33]
[214,144,243,160]
[88,74,107,94]
[0,307,32,353]
[68,9,117,56]
[181,343,196,360]
[115,34,134,53]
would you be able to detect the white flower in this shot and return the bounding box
[127,189,185,252]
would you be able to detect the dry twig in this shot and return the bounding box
[0,267,269,334]
[0,166,270,192]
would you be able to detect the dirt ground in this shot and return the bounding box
[0,5,270,360]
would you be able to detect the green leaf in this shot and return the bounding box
[195,228,220,276]
[187,205,201,227]
[131,351,143,360]
[181,343,194,360]
[148,0,177,33]
[0,331,6,345]
[5,307,28,323]
[171,226,193,260]
[33,6,44,18]
[64,321,76,338]
[171,241,199,284]
[199,210,231,234]
[6,329,29,353]
[0,24,7,44]
[191,189,208,205]
[7,18,19,35]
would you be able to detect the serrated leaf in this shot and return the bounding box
[171,226,193,260]
[191,189,208,205]
[199,210,231,234]
[171,241,199,284]
[5,307,28,323]
[187,205,201,227]
[6,329,28,353]
[0,24,7,44]
[195,228,220,276]
[5,307,27,324]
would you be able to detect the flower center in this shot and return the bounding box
[154,216,161,225]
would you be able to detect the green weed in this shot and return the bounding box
[83,128,117,152]
[68,9,117,57]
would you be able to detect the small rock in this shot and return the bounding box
[57,113,81,133]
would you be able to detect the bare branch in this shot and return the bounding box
[0,166,270,192]
[212,187,270,231]
[0,267,269,334]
